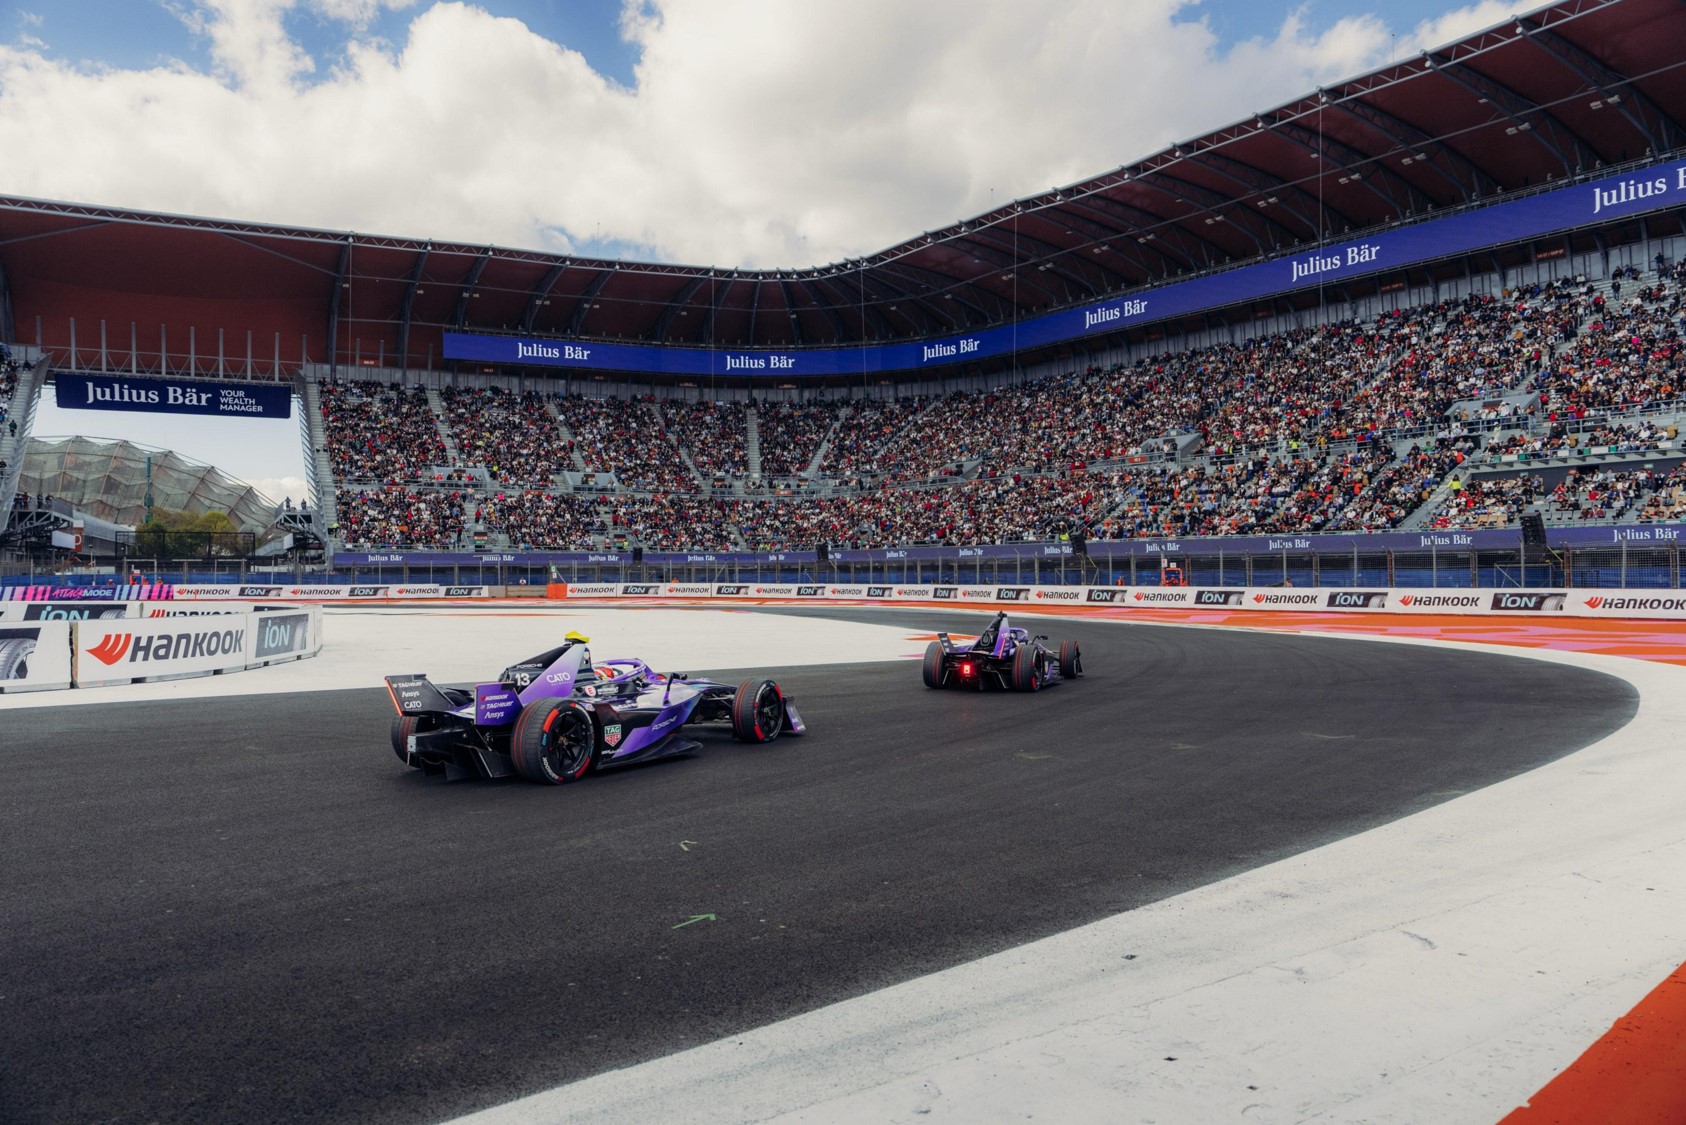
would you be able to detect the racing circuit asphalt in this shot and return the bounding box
[0,607,1638,1124]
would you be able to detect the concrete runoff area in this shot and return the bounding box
[0,605,1672,1124]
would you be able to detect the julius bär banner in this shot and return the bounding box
[55,374,292,419]
[446,156,1686,378]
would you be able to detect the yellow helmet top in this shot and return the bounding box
[565,630,590,644]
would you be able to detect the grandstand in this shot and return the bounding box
[2,0,1686,587]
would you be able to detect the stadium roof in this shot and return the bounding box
[1,0,1684,376]
[19,436,280,531]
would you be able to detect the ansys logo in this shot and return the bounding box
[87,633,133,665]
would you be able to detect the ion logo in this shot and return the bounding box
[1194,590,1244,606]
[622,585,660,595]
[996,588,1030,601]
[1326,591,1388,609]
[444,586,481,597]
[86,633,133,665]
[796,586,824,597]
[866,587,892,598]
[239,586,279,597]
[932,587,958,599]
[715,585,749,595]
[348,586,386,598]
[1086,589,1123,602]
[23,604,127,621]
[1490,592,1566,612]
[255,614,310,659]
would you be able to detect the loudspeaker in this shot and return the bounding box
[632,546,644,563]
[1071,531,1088,558]
[817,542,830,563]
[1519,512,1547,549]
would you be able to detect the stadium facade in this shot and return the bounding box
[2,0,1686,584]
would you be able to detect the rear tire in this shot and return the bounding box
[732,678,785,743]
[1059,640,1082,680]
[922,641,946,689]
[390,715,428,768]
[510,698,597,784]
[1010,645,1042,692]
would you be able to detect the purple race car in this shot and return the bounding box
[385,631,804,784]
[922,611,1082,691]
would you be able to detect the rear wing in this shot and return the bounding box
[385,673,457,716]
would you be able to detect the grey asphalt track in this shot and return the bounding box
[0,609,1637,1124]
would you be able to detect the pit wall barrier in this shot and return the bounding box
[550,582,1686,621]
[0,606,323,693]
[0,600,283,622]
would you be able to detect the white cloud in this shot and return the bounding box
[0,0,1464,268]
[1402,1,1518,56]
[247,475,308,505]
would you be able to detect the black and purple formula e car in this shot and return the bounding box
[921,611,1082,691]
[385,631,804,784]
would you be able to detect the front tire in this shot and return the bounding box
[510,698,597,784]
[1010,645,1042,692]
[732,678,785,743]
[390,715,428,768]
[922,641,947,688]
[1059,640,1082,680]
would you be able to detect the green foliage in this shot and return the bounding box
[132,508,249,558]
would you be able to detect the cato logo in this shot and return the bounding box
[86,633,132,665]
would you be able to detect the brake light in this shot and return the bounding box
[960,662,973,678]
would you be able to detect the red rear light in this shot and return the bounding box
[960,662,973,677]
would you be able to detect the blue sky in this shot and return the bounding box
[5,1,1493,85]
[3,0,1513,504]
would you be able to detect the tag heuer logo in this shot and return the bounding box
[602,723,622,747]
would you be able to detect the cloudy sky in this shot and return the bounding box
[5,0,1516,501]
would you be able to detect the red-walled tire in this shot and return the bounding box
[510,698,597,784]
[1059,640,1082,680]
[1010,645,1042,692]
[922,641,947,688]
[732,678,785,743]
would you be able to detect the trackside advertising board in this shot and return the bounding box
[0,601,260,622]
[551,584,1686,620]
[0,623,73,693]
[74,607,322,687]
[172,584,492,600]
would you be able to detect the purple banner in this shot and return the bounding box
[328,522,1684,568]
